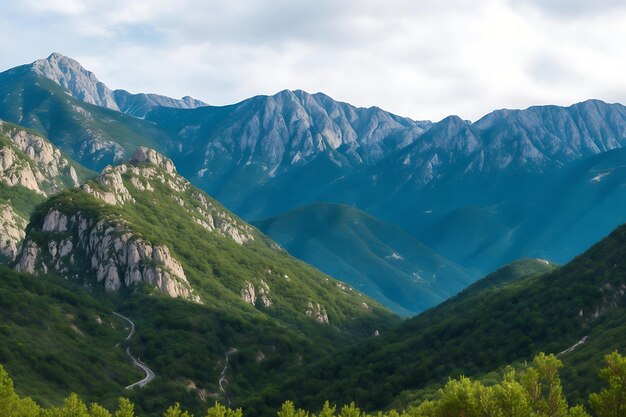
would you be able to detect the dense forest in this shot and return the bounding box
[2,351,625,417]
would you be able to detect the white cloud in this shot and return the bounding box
[0,0,625,121]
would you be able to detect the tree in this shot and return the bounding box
[89,403,112,417]
[520,353,569,417]
[163,403,192,417]
[589,351,626,417]
[278,401,308,417]
[204,402,242,417]
[114,398,135,417]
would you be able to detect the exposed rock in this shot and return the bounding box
[15,241,40,274]
[0,125,80,195]
[42,210,68,232]
[240,280,272,307]
[305,301,329,324]
[82,165,133,205]
[30,53,207,117]
[241,281,256,305]
[0,146,42,193]
[131,147,176,174]
[15,208,201,303]
[0,204,27,260]
[83,149,255,245]
[32,53,120,111]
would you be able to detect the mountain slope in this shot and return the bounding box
[32,53,207,117]
[0,121,91,261]
[11,147,398,416]
[254,203,475,315]
[146,89,431,219]
[319,100,626,272]
[0,63,170,170]
[0,265,138,408]
[6,55,626,276]
[276,230,626,411]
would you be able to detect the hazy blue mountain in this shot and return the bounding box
[4,54,626,277]
[254,203,475,315]
[146,89,432,219]
[320,100,626,272]
[277,227,626,410]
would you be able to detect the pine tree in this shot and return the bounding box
[589,351,626,417]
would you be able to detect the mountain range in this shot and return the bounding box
[1,52,626,416]
[3,53,626,278]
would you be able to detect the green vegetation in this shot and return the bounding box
[2,352,626,417]
[0,67,168,171]
[0,266,138,408]
[15,158,399,416]
[254,203,475,316]
[275,228,626,411]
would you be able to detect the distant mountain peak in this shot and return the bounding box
[31,52,120,111]
[29,52,207,117]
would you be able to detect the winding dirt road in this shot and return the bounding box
[219,348,238,405]
[113,312,156,389]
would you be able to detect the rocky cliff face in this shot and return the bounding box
[151,89,430,179]
[0,203,27,260]
[15,206,200,302]
[31,53,206,117]
[0,122,80,195]
[32,53,120,111]
[0,122,83,261]
[376,100,626,189]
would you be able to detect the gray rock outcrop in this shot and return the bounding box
[15,208,201,302]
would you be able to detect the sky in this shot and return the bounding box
[1,0,625,121]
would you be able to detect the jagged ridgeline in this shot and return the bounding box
[0,120,92,262]
[11,147,398,416]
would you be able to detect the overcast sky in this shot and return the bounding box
[1,0,625,121]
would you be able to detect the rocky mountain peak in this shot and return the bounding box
[131,147,176,174]
[31,53,120,111]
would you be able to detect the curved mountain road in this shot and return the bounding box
[113,312,156,389]
[557,336,588,356]
[219,348,238,405]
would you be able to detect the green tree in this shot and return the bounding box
[204,402,242,417]
[492,370,533,417]
[317,402,336,417]
[89,403,112,417]
[589,351,626,417]
[163,403,192,417]
[338,403,361,417]
[520,353,569,417]
[278,401,308,417]
[114,398,135,417]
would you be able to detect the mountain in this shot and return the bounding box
[32,53,207,117]
[9,147,398,416]
[254,203,475,315]
[5,54,626,280]
[318,100,626,271]
[0,121,91,262]
[276,224,626,411]
[146,89,432,219]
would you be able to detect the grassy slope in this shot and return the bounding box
[254,203,475,316]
